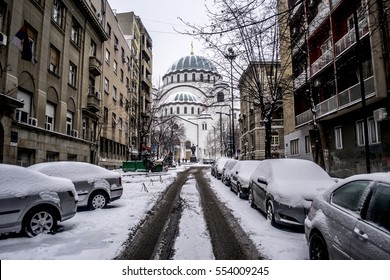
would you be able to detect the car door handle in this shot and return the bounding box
[353,227,368,241]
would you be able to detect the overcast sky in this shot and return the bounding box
[107,0,212,87]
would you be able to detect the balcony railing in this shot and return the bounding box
[89,56,102,76]
[294,68,308,89]
[308,2,330,36]
[310,48,334,76]
[295,76,375,126]
[335,18,369,56]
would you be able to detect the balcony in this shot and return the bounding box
[308,2,330,36]
[331,0,342,9]
[335,18,369,56]
[89,56,102,76]
[310,48,334,76]
[294,68,309,89]
[87,92,101,113]
[295,76,376,126]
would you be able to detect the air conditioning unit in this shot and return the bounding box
[97,12,103,22]
[0,32,7,46]
[28,117,38,127]
[15,109,29,123]
[373,108,388,122]
[96,91,102,100]
[114,44,119,51]
[45,122,53,131]
[71,129,78,138]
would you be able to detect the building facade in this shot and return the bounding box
[0,0,150,169]
[238,61,285,160]
[282,0,390,177]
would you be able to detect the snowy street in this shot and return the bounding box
[0,165,307,260]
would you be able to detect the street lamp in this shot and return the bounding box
[225,47,237,158]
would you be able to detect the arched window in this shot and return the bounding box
[208,75,210,83]
[170,107,173,114]
[217,92,224,102]
[184,74,187,82]
[192,73,196,81]
[198,108,200,115]
[200,74,203,82]
[177,74,180,83]
[191,107,194,114]
[202,122,207,130]
[184,107,187,114]
[171,76,173,83]
[177,107,180,114]
[165,108,167,116]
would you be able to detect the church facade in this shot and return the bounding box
[154,53,233,162]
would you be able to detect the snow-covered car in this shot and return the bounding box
[29,162,123,210]
[0,164,78,236]
[230,160,262,198]
[248,159,334,227]
[221,159,238,186]
[305,173,390,260]
[214,157,229,179]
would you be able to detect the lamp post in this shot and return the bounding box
[225,47,237,158]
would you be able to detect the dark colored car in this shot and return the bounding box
[0,164,77,236]
[29,161,123,210]
[305,173,390,259]
[248,159,334,227]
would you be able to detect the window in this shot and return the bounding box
[112,112,116,127]
[49,45,60,75]
[0,3,4,32]
[290,139,299,155]
[365,184,390,232]
[104,78,109,93]
[105,49,110,64]
[200,74,203,82]
[356,120,365,146]
[70,18,81,46]
[112,85,117,100]
[45,102,55,131]
[191,107,194,114]
[113,60,117,74]
[271,132,279,146]
[202,122,207,130]
[66,111,73,135]
[368,117,380,144]
[170,107,173,115]
[68,62,77,87]
[305,135,311,153]
[104,107,108,123]
[177,74,180,82]
[52,0,65,29]
[170,76,173,83]
[106,23,111,37]
[217,92,224,102]
[120,69,124,82]
[114,35,118,49]
[184,107,187,114]
[331,181,370,212]
[192,73,195,81]
[176,107,180,114]
[16,90,32,123]
[184,74,187,82]
[118,117,123,130]
[198,108,200,115]
[90,40,97,57]
[120,93,123,107]
[335,126,343,149]
[165,108,167,116]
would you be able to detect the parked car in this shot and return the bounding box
[214,157,230,180]
[0,164,78,236]
[221,159,238,186]
[29,161,123,210]
[202,158,215,165]
[230,160,262,198]
[248,159,334,227]
[305,173,390,260]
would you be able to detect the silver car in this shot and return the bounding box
[305,173,390,260]
[29,162,123,210]
[230,160,262,199]
[0,164,77,236]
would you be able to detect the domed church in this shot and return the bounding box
[154,50,231,162]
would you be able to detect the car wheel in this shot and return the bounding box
[248,189,256,209]
[309,232,329,260]
[266,200,276,226]
[237,184,245,199]
[88,191,108,210]
[25,208,57,237]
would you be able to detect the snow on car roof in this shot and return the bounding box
[28,161,119,182]
[250,159,335,207]
[0,164,75,199]
[233,160,262,178]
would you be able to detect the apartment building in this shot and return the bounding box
[0,0,149,168]
[283,0,390,177]
[238,61,285,160]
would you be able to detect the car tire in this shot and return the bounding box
[266,200,276,226]
[24,208,57,237]
[248,189,256,209]
[88,191,108,210]
[309,232,329,260]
